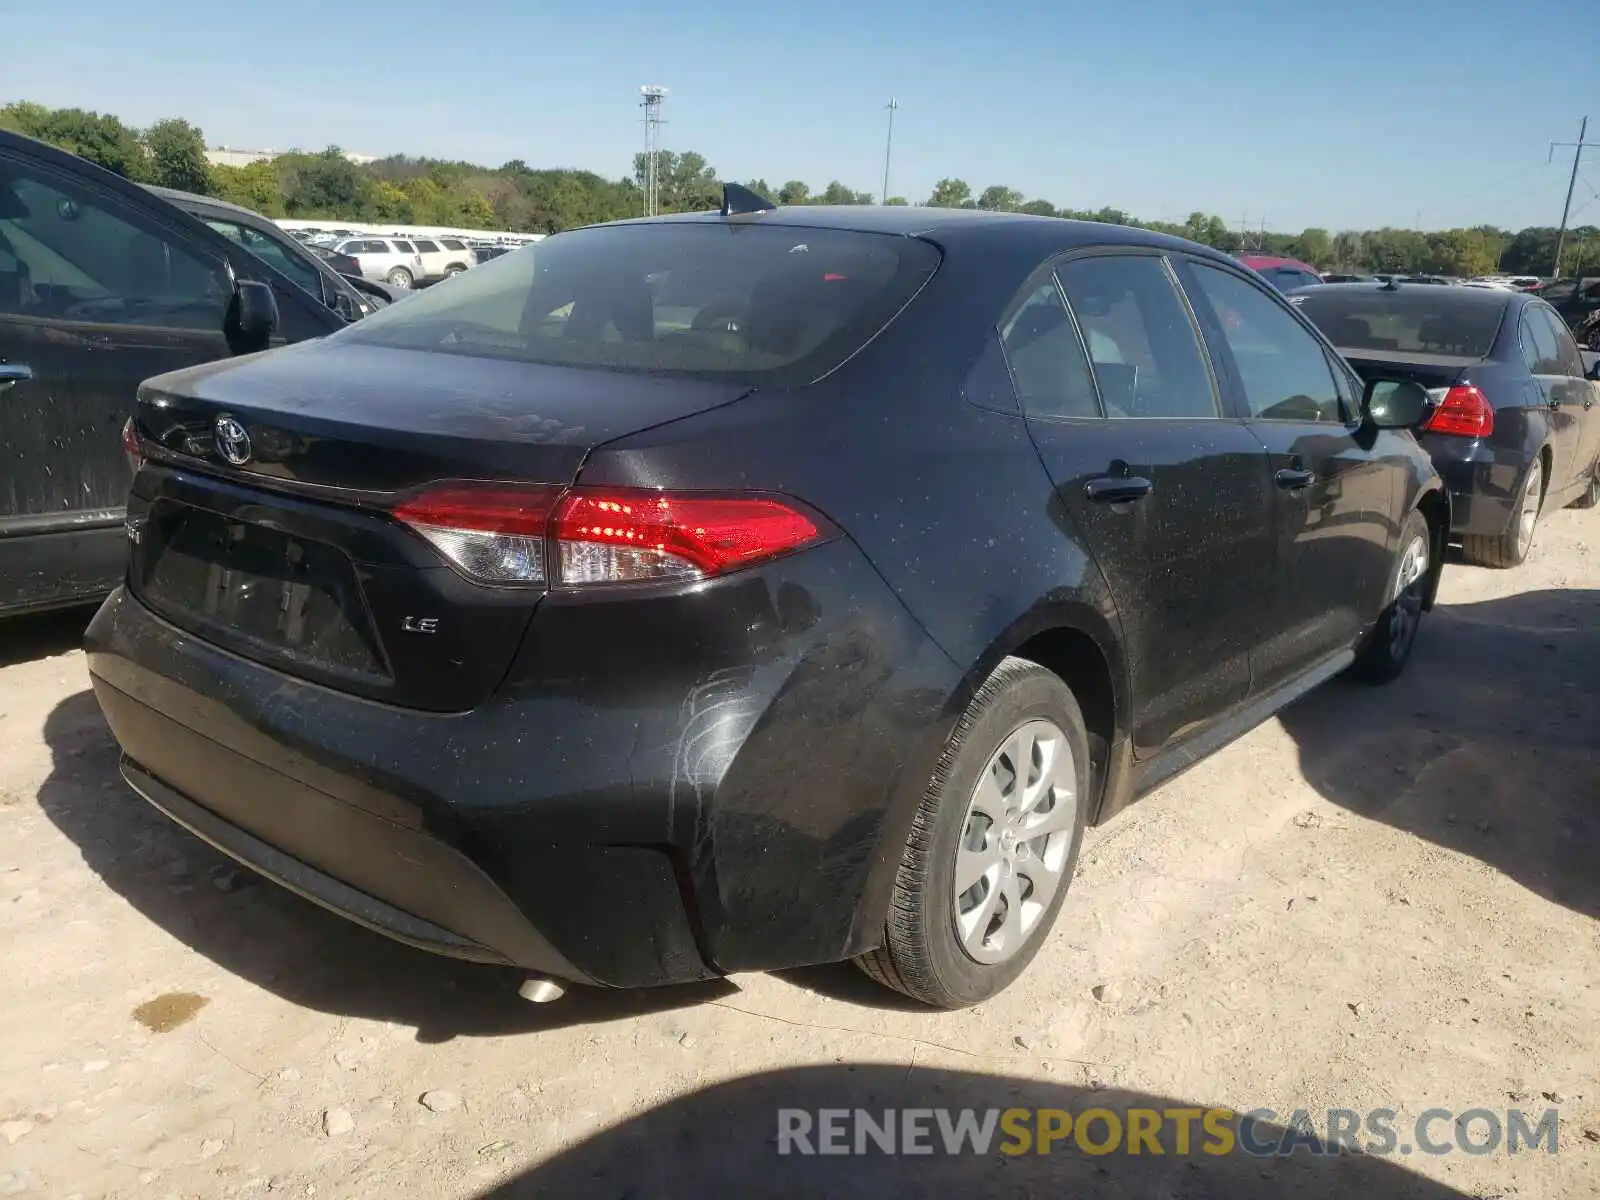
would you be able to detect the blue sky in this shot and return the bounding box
[6,0,1597,231]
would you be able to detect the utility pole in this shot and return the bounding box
[639,86,668,217]
[881,99,899,205]
[1548,116,1597,278]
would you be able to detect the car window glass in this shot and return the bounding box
[0,155,227,327]
[441,239,463,250]
[1325,350,1358,419]
[413,240,440,253]
[1538,307,1585,376]
[393,240,415,253]
[1187,263,1344,422]
[1522,312,1561,374]
[204,218,322,297]
[1055,254,1218,419]
[340,222,941,385]
[999,279,1101,419]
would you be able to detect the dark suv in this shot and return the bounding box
[86,204,1448,1007]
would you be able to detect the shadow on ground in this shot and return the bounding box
[477,1064,1475,1198]
[0,605,96,669]
[1280,587,1600,921]
[36,689,736,1041]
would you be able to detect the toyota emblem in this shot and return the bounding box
[214,415,252,466]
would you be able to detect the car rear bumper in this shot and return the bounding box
[1417,434,1525,538]
[85,540,958,986]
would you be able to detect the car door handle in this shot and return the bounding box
[0,363,33,392]
[1084,475,1153,504]
[1275,467,1316,491]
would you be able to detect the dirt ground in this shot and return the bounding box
[0,509,1595,1199]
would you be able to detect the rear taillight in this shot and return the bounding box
[1421,386,1494,438]
[121,417,144,473]
[392,483,823,587]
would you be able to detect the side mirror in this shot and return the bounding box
[225,280,279,355]
[1364,378,1430,429]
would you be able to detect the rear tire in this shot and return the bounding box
[1463,456,1543,568]
[854,657,1090,1009]
[445,264,467,277]
[386,267,414,290]
[1352,510,1431,684]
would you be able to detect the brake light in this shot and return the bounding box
[392,483,823,587]
[1421,386,1494,437]
[121,416,144,473]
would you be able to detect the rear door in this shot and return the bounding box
[1176,257,1396,691]
[1012,249,1275,757]
[1518,306,1583,490]
[411,239,443,280]
[1536,304,1600,490]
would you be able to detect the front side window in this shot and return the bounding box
[204,218,321,297]
[339,222,941,384]
[1186,263,1345,422]
[999,279,1100,419]
[0,153,227,327]
[1054,254,1218,419]
[392,240,415,253]
[1536,306,1585,377]
[413,239,440,253]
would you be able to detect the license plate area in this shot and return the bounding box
[138,500,390,682]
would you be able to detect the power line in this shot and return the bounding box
[1547,115,1598,277]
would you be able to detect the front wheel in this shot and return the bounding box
[854,658,1090,1008]
[1352,510,1431,683]
[1463,456,1543,568]
[385,267,414,290]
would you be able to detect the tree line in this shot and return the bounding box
[4,101,1595,278]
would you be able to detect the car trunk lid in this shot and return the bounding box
[127,340,753,711]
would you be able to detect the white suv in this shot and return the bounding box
[411,237,477,282]
[332,238,427,290]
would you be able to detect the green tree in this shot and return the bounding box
[927,178,972,208]
[633,150,719,213]
[977,185,1024,212]
[142,118,212,194]
[210,160,285,215]
[777,180,811,206]
[1,102,146,178]
[1019,199,1058,217]
[282,147,367,216]
[817,181,872,205]
[884,196,909,206]
[1292,227,1333,267]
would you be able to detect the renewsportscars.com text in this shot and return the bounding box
[776,1106,1561,1158]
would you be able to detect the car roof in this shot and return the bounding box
[143,184,267,223]
[1238,254,1318,272]
[602,204,1244,264]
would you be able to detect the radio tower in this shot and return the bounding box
[640,86,668,216]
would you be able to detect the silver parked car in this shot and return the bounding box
[331,237,428,290]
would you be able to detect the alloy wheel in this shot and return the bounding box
[1515,460,1543,558]
[952,719,1077,965]
[1388,533,1429,660]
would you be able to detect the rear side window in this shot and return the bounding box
[1054,254,1219,419]
[1186,264,1345,422]
[413,239,440,253]
[1000,280,1101,419]
[339,222,941,384]
[392,240,415,253]
[441,239,465,251]
[1536,307,1585,376]
[1295,290,1505,357]
[1520,311,1562,375]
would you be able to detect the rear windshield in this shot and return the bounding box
[1294,290,1506,357]
[337,221,941,383]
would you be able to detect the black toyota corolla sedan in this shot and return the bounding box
[1291,282,1600,566]
[87,197,1447,1008]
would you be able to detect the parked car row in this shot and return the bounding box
[328,235,477,290]
[4,136,1596,1009]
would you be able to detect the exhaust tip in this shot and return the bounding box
[518,977,567,1004]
